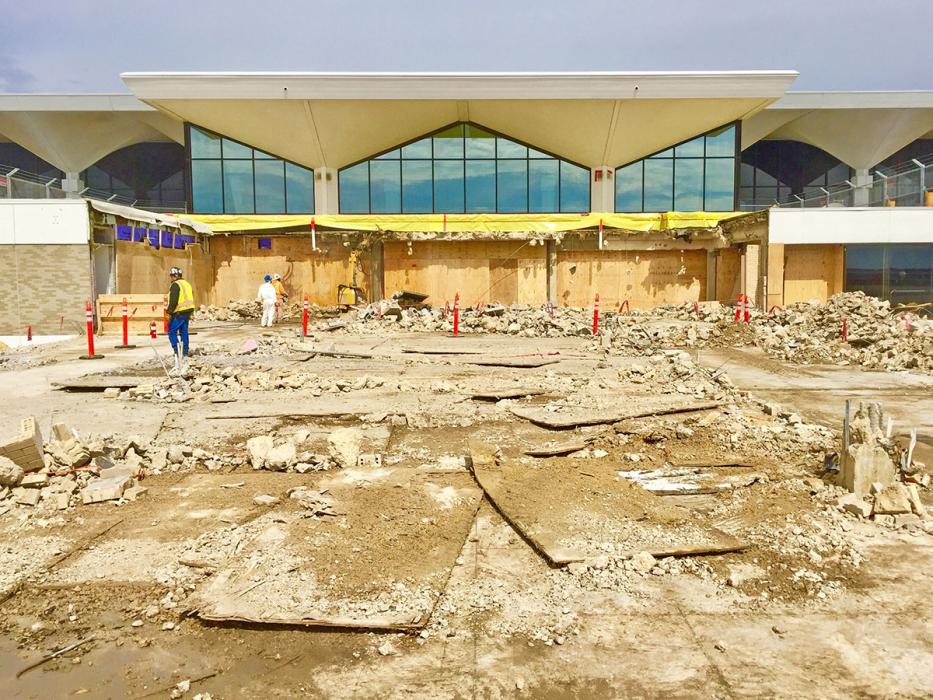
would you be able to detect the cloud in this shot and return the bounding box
[0,55,36,91]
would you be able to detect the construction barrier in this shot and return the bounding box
[453,293,460,337]
[592,293,600,335]
[96,294,165,336]
[114,297,137,349]
[302,295,309,337]
[79,301,103,360]
[163,295,169,334]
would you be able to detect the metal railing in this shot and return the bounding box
[741,153,933,210]
[0,163,187,213]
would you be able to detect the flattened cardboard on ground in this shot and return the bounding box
[469,441,744,566]
[190,470,482,630]
[510,400,723,429]
[401,346,486,355]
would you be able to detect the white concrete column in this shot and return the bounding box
[61,171,84,198]
[853,169,872,206]
[590,167,613,212]
[314,167,338,214]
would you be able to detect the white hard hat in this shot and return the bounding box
[273,273,282,280]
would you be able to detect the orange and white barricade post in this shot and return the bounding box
[444,300,450,320]
[453,293,460,337]
[26,326,32,342]
[592,293,600,335]
[163,295,169,334]
[114,297,137,349]
[734,294,744,322]
[79,300,104,360]
[694,301,700,319]
[743,295,751,324]
[149,321,157,340]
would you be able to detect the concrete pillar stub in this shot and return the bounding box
[853,169,872,206]
[546,240,558,305]
[62,172,84,198]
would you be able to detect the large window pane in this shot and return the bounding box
[529,160,559,212]
[674,159,704,210]
[888,244,933,306]
[369,160,401,213]
[497,159,527,212]
[222,160,254,213]
[434,160,464,213]
[643,159,673,211]
[222,138,252,160]
[433,124,464,159]
[497,139,528,159]
[339,162,370,214]
[615,163,642,212]
[401,138,432,160]
[254,159,285,213]
[845,246,885,299]
[190,127,221,158]
[402,160,432,212]
[191,160,223,213]
[704,158,735,211]
[560,163,590,212]
[466,160,495,212]
[285,162,314,213]
[675,136,704,158]
[705,125,736,157]
[465,125,495,158]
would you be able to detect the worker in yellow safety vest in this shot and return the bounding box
[166,266,195,372]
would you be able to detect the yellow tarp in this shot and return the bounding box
[185,212,747,234]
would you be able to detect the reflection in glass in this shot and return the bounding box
[402,160,432,212]
[254,159,285,213]
[190,128,221,158]
[401,138,432,160]
[497,160,527,213]
[466,160,495,212]
[643,159,673,211]
[704,159,735,211]
[191,160,223,213]
[222,160,253,213]
[705,126,736,157]
[529,160,559,212]
[285,162,314,213]
[339,162,370,214]
[222,139,252,160]
[675,159,703,210]
[615,163,642,212]
[434,160,465,212]
[433,125,465,159]
[560,163,590,212]
[370,160,401,213]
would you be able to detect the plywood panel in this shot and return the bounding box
[557,249,706,310]
[210,236,369,307]
[384,241,547,307]
[96,294,166,335]
[783,244,844,304]
[115,240,213,306]
[716,248,742,304]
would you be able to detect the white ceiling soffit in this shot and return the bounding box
[0,95,180,171]
[122,71,797,168]
[747,92,933,166]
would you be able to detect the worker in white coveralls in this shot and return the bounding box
[257,274,278,327]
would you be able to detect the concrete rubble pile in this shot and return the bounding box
[753,292,932,372]
[824,402,931,531]
[195,300,330,322]
[0,418,160,513]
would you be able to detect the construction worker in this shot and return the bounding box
[257,274,277,327]
[271,273,288,323]
[166,267,195,372]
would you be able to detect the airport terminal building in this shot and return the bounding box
[1,72,931,333]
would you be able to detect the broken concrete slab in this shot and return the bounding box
[510,400,723,430]
[13,487,40,506]
[253,494,280,506]
[266,443,297,471]
[872,483,912,515]
[247,436,274,470]
[51,376,149,391]
[470,387,551,401]
[328,427,362,470]
[190,471,482,630]
[905,484,927,517]
[19,472,49,488]
[839,443,896,497]
[523,440,590,457]
[123,485,148,501]
[463,356,561,369]
[469,441,745,566]
[81,475,131,504]
[837,493,872,518]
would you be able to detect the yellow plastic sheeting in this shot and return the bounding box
[187,211,747,234]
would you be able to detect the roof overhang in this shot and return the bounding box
[122,71,798,169]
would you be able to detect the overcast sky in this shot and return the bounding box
[1,0,930,93]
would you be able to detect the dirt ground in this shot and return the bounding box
[0,317,931,699]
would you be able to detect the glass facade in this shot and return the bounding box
[0,143,63,180]
[846,244,933,310]
[740,140,851,209]
[187,125,314,214]
[338,123,590,214]
[83,142,186,209]
[614,124,738,212]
